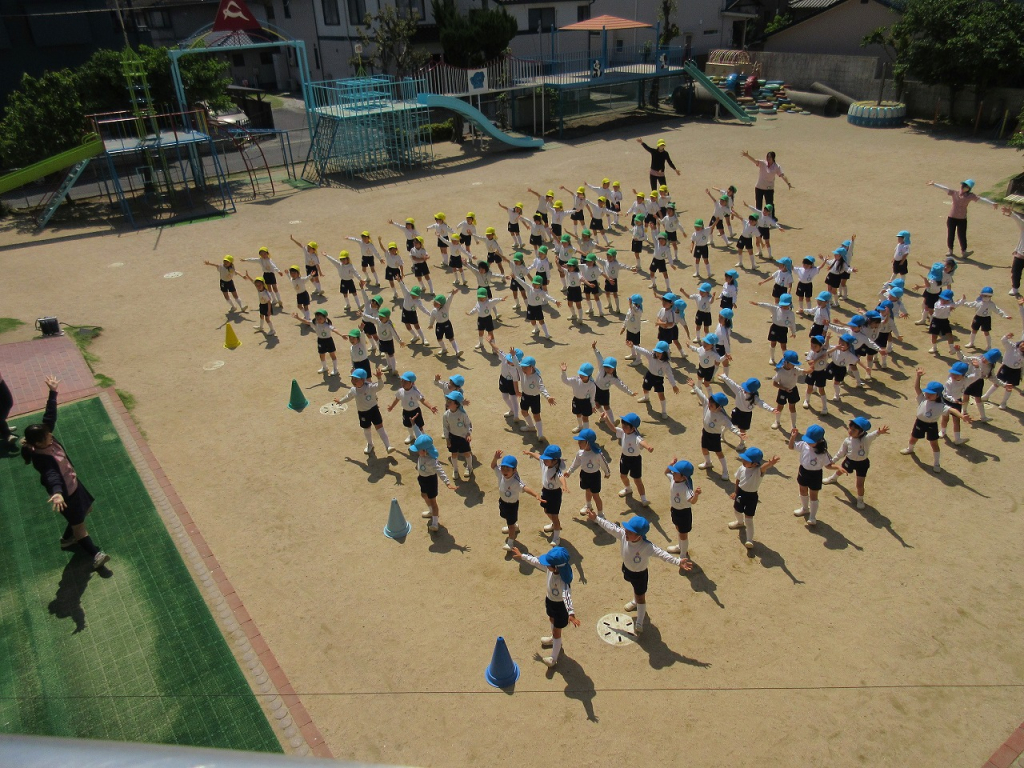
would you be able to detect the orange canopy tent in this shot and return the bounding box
[558,14,653,32]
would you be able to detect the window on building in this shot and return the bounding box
[322,0,340,25]
[395,0,425,18]
[528,7,555,33]
[577,5,590,22]
[313,45,321,70]
[348,0,367,23]
[232,53,245,67]
[283,0,291,19]
[614,39,623,53]
[147,10,170,28]
[703,28,718,35]
[265,2,275,20]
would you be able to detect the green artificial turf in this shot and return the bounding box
[0,397,281,753]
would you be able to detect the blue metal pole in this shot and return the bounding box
[601,27,608,71]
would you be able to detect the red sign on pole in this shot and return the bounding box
[212,0,262,32]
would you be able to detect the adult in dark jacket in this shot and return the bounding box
[0,369,15,449]
[636,138,680,192]
[21,376,109,569]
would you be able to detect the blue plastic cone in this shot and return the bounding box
[383,497,412,539]
[484,636,520,688]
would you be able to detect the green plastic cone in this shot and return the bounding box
[287,379,309,411]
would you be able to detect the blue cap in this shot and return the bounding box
[950,362,969,376]
[351,368,368,379]
[962,179,975,190]
[620,412,641,428]
[703,333,718,345]
[800,425,826,444]
[802,255,815,264]
[667,459,694,477]
[778,293,792,306]
[538,546,570,568]
[897,230,910,243]
[833,247,847,256]
[654,341,670,354]
[602,356,618,369]
[662,292,678,302]
[521,356,537,367]
[578,362,595,377]
[400,371,416,382]
[411,434,438,458]
[719,308,734,320]
[515,348,524,360]
[541,444,562,460]
[850,416,871,433]
[848,314,866,327]
[741,377,761,393]
[840,333,858,345]
[923,381,944,395]
[574,428,597,443]
[673,299,688,312]
[777,257,793,267]
[630,293,644,308]
[878,300,894,311]
[777,350,800,367]
[810,334,825,346]
[842,239,852,248]
[725,269,739,279]
[890,287,904,299]
[449,374,465,387]
[864,310,882,321]
[984,348,1003,364]
[445,391,464,403]
[699,282,712,293]
[817,290,832,302]
[928,263,945,282]
[981,286,994,295]
[939,289,954,300]
[891,278,905,288]
[709,392,729,407]
[499,454,518,469]
[738,447,764,464]
[622,516,651,539]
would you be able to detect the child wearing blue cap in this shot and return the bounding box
[585,511,687,635]
[498,349,524,420]
[760,257,794,303]
[690,283,716,339]
[729,447,781,549]
[823,417,889,509]
[721,269,740,311]
[628,340,680,417]
[334,367,393,455]
[793,256,820,312]
[689,334,726,395]
[615,412,654,505]
[509,545,580,668]
[939,361,973,444]
[689,386,745,477]
[386,371,439,445]
[770,351,802,433]
[561,361,598,434]
[566,429,611,517]
[751,296,797,364]
[664,458,701,559]
[713,309,734,375]
[492,451,544,550]
[901,369,972,471]
[982,334,1024,409]
[914,259,955,327]
[960,348,1001,420]
[927,289,965,355]
[834,235,857,302]
[802,335,831,414]
[442,391,473,480]
[965,287,1010,350]
[513,353,556,439]
[655,292,681,354]
[622,294,645,362]
[891,231,911,281]
[788,424,830,525]
[805,291,832,339]
[825,334,860,403]
[823,247,852,307]
[524,445,568,544]
[411,434,456,532]
[593,343,636,429]
[874,301,902,370]
[673,299,692,359]
[434,373,469,404]
[719,375,778,449]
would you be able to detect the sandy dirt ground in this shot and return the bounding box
[2,113,1023,767]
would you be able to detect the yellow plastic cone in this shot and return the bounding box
[224,324,241,350]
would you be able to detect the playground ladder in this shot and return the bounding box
[300,118,340,186]
[36,159,92,230]
[231,130,275,198]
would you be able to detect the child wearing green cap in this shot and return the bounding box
[743,201,783,260]
[203,256,247,313]
[334,367,393,455]
[629,213,648,272]
[292,309,343,375]
[525,212,553,257]
[396,277,429,346]
[370,305,403,374]
[689,220,712,279]
[509,544,580,668]
[427,289,461,357]
[564,258,585,323]
[530,245,554,289]
[660,203,684,262]
[704,188,734,249]
[509,252,530,311]
[513,273,560,338]
[735,211,760,269]
[595,249,634,314]
[580,253,605,318]
[649,231,675,294]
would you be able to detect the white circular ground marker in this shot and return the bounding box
[164,271,183,279]
[203,360,225,371]
[596,613,637,646]
[108,262,124,268]
[319,402,347,415]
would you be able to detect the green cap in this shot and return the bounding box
[538,245,549,254]
[347,328,360,337]
[657,231,668,239]
[606,248,617,257]
[581,229,591,237]
[694,219,704,227]
[477,288,489,298]
[434,294,447,306]
[532,275,544,285]
[560,234,571,242]
[585,253,597,262]
[567,258,579,267]
[315,309,328,317]
[410,286,422,297]
[371,294,383,304]
[513,252,524,263]
[378,306,391,318]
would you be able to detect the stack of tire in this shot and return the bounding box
[847,100,906,128]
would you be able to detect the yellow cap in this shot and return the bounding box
[598,196,607,202]
[485,227,496,235]
[360,230,370,237]
[649,191,658,198]
[659,185,668,192]
[435,212,445,220]
[553,200,563,208]
[514,202,523,209]
[290,264,301,271]
[307,241,318,250]
[338,250,350,259]
[258,246,269,254]
[612,180,620,187]
[466,211,475,219]
[414,235,424,242]
[577,186,585,194]
[602,177,610,184]
[656,139,666,146]
[405,218,415,225]
[387,241,398,249]
[223,255,234,263]
[545,189,554,197]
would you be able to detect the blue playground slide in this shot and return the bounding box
[416,93,544,149]
[682,61,756,124]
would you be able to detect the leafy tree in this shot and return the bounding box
[764,13,793,35]
[1011,104,1024,151]
[0,70,86,168]
[358,7,430,77]
[432,0,517,68]
[658,0,680,46]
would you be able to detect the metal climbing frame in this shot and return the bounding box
[303,76,433,183]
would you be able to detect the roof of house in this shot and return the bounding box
[559,14,653,31]
[761,0,903,41]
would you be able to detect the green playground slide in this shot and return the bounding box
[0,134,106,195]
[682,61,756,124]
[417,93,544,149]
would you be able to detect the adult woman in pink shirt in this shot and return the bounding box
[741,149,792,217]
[1001,206,1024,296]
[927,179,997,259]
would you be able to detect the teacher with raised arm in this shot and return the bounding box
[741,150,791,217]
[636,137,680,193]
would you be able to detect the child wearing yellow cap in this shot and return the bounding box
[426,212,454,267]
[241,247,284,308]
[388,217,420,251]
[497,200,525,249]
[559,184,587,236]
[202,255,247,313]
[240,272,276,336]
[289,235,324,296]
[377,236,406,300]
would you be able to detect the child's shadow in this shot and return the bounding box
[948,439,1000,465]
[344,455,402,484]
[832,486,912,548]
[730,332,751,343]
[806,519,864,552]
[684,560,724,608]
[747,540,804,584]
[556,537,588,585]
[624,497,669,541]
[638,620,712,670]
[542,654,598,723]
[305,377,346,394]
[970,420,1019,443]
[441,355,471,371]
[571,516,617,547]
[427,525,471,555]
